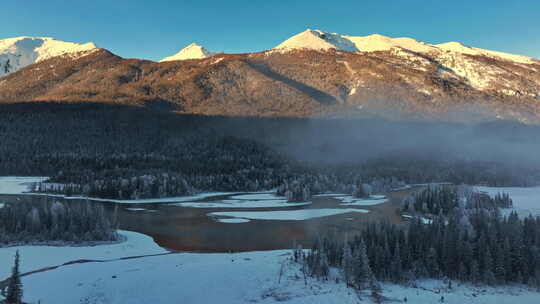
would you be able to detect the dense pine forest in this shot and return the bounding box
[0,197,118,245]
[401,185,513,216]
[296,186,540,293]
[1,102,539,200]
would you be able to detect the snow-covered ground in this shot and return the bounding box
[0,176,282,206]
[125,208,152,212]
[180,199,311,209]
[475,186,540,217]
[337,195,388,206]
[216,218,252,223]
[0,176,48,194]
[230,193,284,200]
[73,192,237,204]
[0,231,166,279]
[1,231,539,304]
[208,208,369,222]
[402,214,434,225]
[312,193,348,197]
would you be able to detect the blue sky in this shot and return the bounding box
[1,0,539,61]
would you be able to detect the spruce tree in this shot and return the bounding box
[483,250,496,285]
[6,250,23,304]
[342,244,354,286]
[355,239,373,289]
[470,259,480,286]
[390,241,403,283]
[426,247,440,278]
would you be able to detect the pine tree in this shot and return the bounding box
[355,239,373,289]
[390,241,403,283]
[6,250,23,304]
[426,247,440,278]
[470,259,480,285]
[494,245,506,284]
[483,250,496,285]
[342,244,354,286]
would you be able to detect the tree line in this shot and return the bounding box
[0,197,118,245]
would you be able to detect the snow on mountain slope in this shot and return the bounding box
[345,34,437,53]
[436,41,537,64]
[0,36,97,76]
[160,43,216,62]
[275,29,538,64]
[275,29,358,52]
[274,29,539,93]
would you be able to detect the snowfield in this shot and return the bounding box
[0,231,166,279]
[66,191,236,204]
[1,231,539,304]
[313,193,348,197]
[0,176,49,194]
[475,186,540,217]
[180,199,311,209]
[209,208,370,222]
[216,218,252,223]
[338,196,388,206]
[230,193,285,200]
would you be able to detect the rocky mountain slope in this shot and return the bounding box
[0,30,539,123]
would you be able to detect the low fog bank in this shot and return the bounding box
[220,116,540,168]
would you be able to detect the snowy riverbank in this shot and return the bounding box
[1,230,539,304]
[475,186,540,217]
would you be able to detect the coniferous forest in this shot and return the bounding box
[1,102,539,200]
[297,186,540,292]
[0,197,118,245]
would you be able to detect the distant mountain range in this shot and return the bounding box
[0,29,539,123]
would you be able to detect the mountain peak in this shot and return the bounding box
[275,29,358,52]
[274,29,538,65]
[160,43,216,62]
[275,29,435,53]
[0,36,98,76]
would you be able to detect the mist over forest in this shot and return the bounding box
[1,102,539,200]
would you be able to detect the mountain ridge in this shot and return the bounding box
[0,30,539,124]
[275,29,538,65]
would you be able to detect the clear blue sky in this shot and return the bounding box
[1,0,539,61]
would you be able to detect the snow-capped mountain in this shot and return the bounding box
[0,36,97,76]
[274,29,540,95]
[275,29,358,52]
[160,43,216,62]
[275,29,537,64]
[1,29,539,123]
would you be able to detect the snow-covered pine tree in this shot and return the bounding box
[483,249,496,285]
[354,239,373,289]
[6,250,23,304]
[342,243,354,286]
